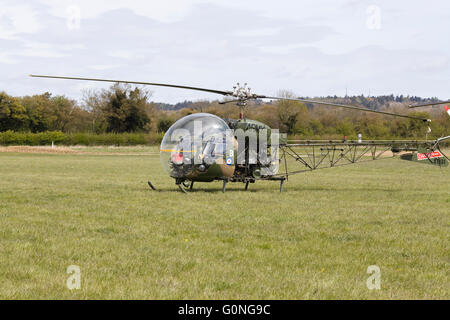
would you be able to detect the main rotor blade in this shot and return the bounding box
[218,99,240,105]
[408,100,450,108]
[29,74,233,96]
[258,96,430,122]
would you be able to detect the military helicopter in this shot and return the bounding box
[30,75,449,193]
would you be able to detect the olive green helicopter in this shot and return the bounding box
[30,75,450,193]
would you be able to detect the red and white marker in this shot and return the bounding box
[445,105,450,117]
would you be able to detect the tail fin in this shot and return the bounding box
[445,105,450,117]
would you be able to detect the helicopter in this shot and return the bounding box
[30,74,450,193]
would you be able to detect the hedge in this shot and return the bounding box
[1,131,448,148]
[0,131,164,146]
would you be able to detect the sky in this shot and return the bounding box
[0,0,449,104]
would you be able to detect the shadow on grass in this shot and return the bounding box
[147,187,260,193]
[283,185,403,192]
[146,184,402,193]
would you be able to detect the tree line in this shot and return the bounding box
[1,84,448,141]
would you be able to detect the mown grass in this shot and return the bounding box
[0,148,448,299]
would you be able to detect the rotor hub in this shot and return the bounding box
[231,82,253,105]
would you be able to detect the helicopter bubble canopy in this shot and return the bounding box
[160,113,235,178]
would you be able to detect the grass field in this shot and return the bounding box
[0,146,449,299]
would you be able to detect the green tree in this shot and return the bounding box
[407,111,430,139]
[85,84,153,133]
[0,92,29,131]
[276,91,306,135]
[336,118,356,136]
[51,95,78,132]
[21,93,56,132]
[22,93,90,133]
[309,119,324,136]
[157,117,174,133]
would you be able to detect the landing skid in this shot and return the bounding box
[147,180,156,190]
[171,177,286,193]
[177,180,194,193]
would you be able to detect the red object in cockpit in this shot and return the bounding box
[171,153,183,164]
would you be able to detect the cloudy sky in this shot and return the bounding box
[1,0,449,103]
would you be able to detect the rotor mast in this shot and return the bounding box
[233,83,253,119]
